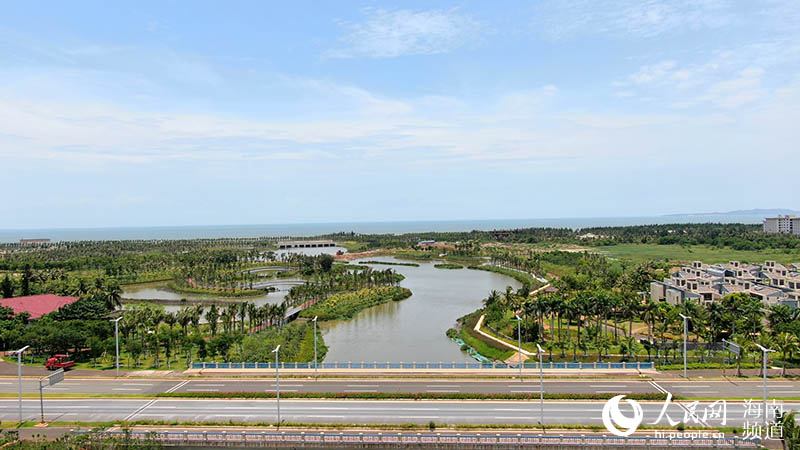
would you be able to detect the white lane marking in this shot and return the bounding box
[193,384,225,387]
[148,406,177,409]
[772,390,800,394]
[346,385,378,388]
[223,407,263,410]
[426,385,460,388]
[397,416,439,419]
[494,416,532,420]
[306,415,346,418]
[165,380,190,393]
[310,407,348,410]
[122,383,154,386]
[649,380,709,427]
[121,382,186,421]
[426,390,458,393]
[684,391,718,394]
[670,385,711,388]
[493,408,530,411]
[187,389,218,392]
[511,390,541,393]
[596,391,631,394]
[401,408,441,411]
[590,385,629,388]
[112,388,142,391]
[269,384,302,387]
[264,389,298,392]
[0,383,14,385]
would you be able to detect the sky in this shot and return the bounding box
[1,1,799,229]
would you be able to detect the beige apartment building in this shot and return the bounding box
[763,215,800,235]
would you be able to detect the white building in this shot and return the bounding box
[763,215,800,235]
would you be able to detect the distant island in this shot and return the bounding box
[664,208,799,217]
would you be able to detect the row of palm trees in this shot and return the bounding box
[284,268,400,308]
[483,286,799,374]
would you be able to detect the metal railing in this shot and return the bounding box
[73,430,759,448]
[192,361,654,370]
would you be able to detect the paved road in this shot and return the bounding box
[1,378,797,398]
[1,398,797,427]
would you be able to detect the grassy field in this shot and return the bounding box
[593,244,800,264]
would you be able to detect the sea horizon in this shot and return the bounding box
[0,214,766,243]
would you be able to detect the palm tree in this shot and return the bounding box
[206,304,219,337]
[640,299,659,344]
[774,333,798,377]
[483,290,501,308]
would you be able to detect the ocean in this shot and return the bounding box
[0,215,765,243]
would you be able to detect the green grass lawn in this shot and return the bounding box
[593,244,800,264]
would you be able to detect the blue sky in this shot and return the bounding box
[1,1,799,228]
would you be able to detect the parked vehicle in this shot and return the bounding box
[45,354,75,371]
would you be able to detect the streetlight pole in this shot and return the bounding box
[678,313,689,378]
[515,315,523,381]
[536,343,544,432]
[312,316,318,379]
[755,344,775,426]
[111,317,123,377]
[272,345,281,426]
[13,345,30,425]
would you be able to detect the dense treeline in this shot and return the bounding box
[579,223,800,249]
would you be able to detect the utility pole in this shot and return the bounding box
[272,345,281,426]
[536,343,544,433]
[755,344,775,426]
[13,345,30,425]
[111,317,123,377]
[678,313,689,378]
[312,316,318,379]
[515,314,523,381]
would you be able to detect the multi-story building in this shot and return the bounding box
[650,260,800,308]
[763,215,800,235]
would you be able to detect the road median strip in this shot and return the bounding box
[155,391,670,401]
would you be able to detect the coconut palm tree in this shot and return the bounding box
[205,304,219,337]
[774,333,798,377]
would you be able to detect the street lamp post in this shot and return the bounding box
[272,345,281,426]
[678,313,689,378]
[755,344,775,426]
[111,317,123,377]
[515,315,523,381]
[13,345,30,425]
[536,343,544,432]
[312,316,318,379]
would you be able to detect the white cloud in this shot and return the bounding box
[327,8,480,58]
[535,0,734,40]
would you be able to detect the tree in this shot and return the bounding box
[206,304,219,337]
[1,275,13,298]
[21,264,32,296]
[318,254,334,272]
[775,333,799,377]
[778,411,799,450]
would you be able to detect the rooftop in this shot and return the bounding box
[0,294,79,319]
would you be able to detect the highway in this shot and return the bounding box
[1,398,798,426]
[1,378,798,398]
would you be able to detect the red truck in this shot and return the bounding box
[45,354,75,371]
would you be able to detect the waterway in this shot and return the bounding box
[320,257,521,362]
[121,253,521,361]
[122,281,295,314]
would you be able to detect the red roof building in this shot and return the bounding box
[0,294,79,319]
